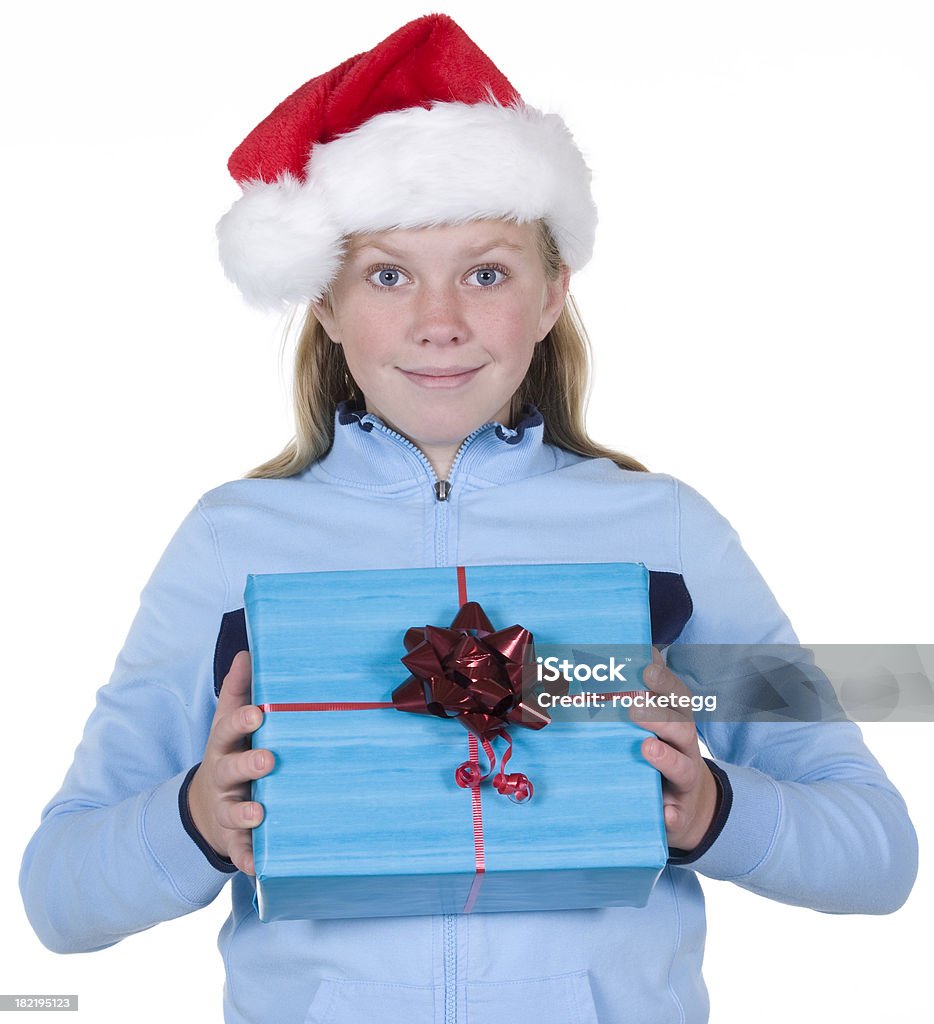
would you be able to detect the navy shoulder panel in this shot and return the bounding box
[648,570,694,647]
[213,608,248,697]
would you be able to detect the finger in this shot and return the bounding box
[663,802,688,835]
[212,747,276,790]
[636,657,696,729]
[210,702,266,753]
[629,680,694,731]
[226,833,256,876]
[214,797,266,832]
[217,651,253,709]
[629,698,692,729]
[631,707,698,757]
[641,736,700,794]
[643,655,692,700]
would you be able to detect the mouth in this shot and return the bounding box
[398,365,483,389]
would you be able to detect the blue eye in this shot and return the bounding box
[469,267,507,287]
[367,266,406,288]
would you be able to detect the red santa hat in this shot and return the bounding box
[216,14,597,311]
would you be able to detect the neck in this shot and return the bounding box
[416,443,459,481]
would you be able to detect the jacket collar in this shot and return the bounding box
[310,401,557,492]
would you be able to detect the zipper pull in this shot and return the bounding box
[435,480,452,502]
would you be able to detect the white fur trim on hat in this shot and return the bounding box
[216,101,596,311]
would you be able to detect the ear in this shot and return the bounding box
[312,295,341,343]
[537,264,571,341]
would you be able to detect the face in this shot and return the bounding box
[313,219,570,477]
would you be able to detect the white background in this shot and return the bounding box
[1,1,931,1020]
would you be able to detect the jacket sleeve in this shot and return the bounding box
[19,501,235,954]
[665,479,918,914]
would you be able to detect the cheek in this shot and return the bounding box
[336,308,395,366]
[328,282,387,336]
[480,290,533,329]
[494,303,547,363]
[512,282,551,332]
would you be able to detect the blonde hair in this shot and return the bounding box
[247,221,647,478]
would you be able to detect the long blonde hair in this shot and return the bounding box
[247,221,647,478]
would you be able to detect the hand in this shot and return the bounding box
[187,651,274,875]
[630,648,718,852]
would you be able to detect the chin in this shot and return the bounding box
[399,411,493,442]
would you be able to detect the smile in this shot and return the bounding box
[398,366,483,389]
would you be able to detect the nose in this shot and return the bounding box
[411,280,469,346]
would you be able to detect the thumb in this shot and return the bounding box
[217,650,252,709]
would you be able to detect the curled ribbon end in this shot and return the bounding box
[455,760,485,789]
[493,772,534,803]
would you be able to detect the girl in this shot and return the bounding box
[17,13,919,1024]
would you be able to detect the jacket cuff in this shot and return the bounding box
[135,768,236,910]
[667,758,733,865]
[178,763,239,875]
[675,758,783,879]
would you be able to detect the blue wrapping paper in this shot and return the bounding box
[246,562,667,921]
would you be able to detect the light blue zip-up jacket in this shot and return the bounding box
[20,406,917,1024]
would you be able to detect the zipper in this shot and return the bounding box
[363,417,492,504]
[363,416,499,1023]
[443,914,457,1024]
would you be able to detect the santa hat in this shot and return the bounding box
[216,14,597,311]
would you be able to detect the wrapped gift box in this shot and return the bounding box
[246,562,667,921]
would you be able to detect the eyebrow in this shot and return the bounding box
[348,237,528,259]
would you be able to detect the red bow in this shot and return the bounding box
[392,601,552,802]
